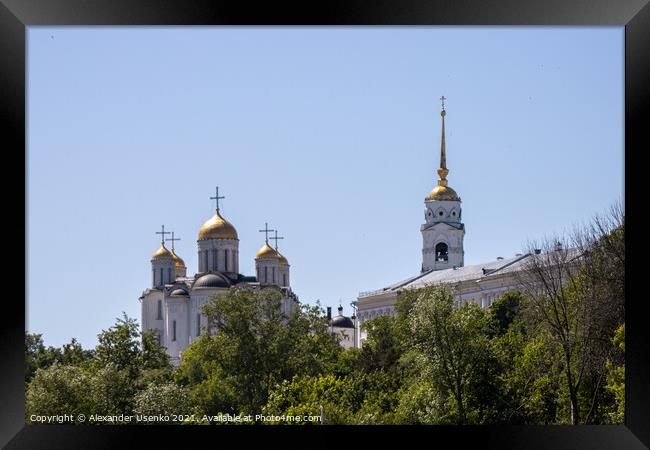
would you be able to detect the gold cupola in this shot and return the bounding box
[426,97,460,202]
[255,241,282,260]
[151,243,173,261]
[277,252,289,265]
[171,250,185,268]
[198,209,238,241]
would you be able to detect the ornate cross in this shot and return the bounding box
[440,95,446,111]
[270,229,284,250]
[258,222,275,243]
[210,186,225,211]
[168,231,181,251]
[155,224,171,244]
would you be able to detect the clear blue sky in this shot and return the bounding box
[27,27,623,348]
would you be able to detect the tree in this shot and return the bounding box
[26,364,94,420]
[25,333,61,384]
[605,323,625,423]
[358,315,403,374]
[402,284,493,424]
[489,291,525,336]
[516,204,624,424]
[133,383,193,423]
[179,287,341,416]
[263,374,355,424]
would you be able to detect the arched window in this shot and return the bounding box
[272,267,276,284]
[157,300,162,320]
[196,313,201,336]
[264,266,268,283]
[225,249,229,272]
[204,251,208,272]
[435,242,449,262]
[159,268,163,285]
[167,268,172,282]
[283,273,287,286]
[172,320,177,342]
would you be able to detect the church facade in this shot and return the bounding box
[139,193,298,366]
[355,100,533,348]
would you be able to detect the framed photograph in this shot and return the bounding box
[3,0,648,447]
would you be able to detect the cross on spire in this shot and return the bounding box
[440,95,446,111]
[155,224,171,244]
[258,222,275,243]
[168,231,181,251]
[270,229,284,250]
[210,186,225,212]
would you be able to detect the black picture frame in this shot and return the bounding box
[2,0,648,447]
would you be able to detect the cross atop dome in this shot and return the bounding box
[210,186,225,212]
[259,222,275,243]
[270,230,284,251]
[155,224,171,244]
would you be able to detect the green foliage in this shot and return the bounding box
[25,208,624,425]
[133,383,193,423]
[488,291,524,336]
[606,323,625,423]
[359,315,403,374]
[178,287,342,416]
[26,364,94,420]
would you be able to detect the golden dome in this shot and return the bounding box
[198,209,238,241]
[277,251,289,265]
[171,249,186,268]
[426,184,460,202]
[256,241,282,260]
[151,243,173,261]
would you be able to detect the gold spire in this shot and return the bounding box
[426,96,460,202]
[437,95,449,186]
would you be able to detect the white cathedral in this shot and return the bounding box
[139,195,298,366]
[354,99,537,348]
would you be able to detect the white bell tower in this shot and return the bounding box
[421,97,465,272]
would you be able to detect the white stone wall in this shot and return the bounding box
[141,290,165,344]
[174,264,187,279]
[332,327,356,349]
[164,297,189,365]
[255,258,289,287]
[151,259,176,287]
[197,239,239,274]
[422,199,464,272]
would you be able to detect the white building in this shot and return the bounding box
[355,100,534,348]
[139,197,298,366]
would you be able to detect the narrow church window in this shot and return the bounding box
[272,267,276,284]
[283,273,287,286]
[167,268,172,282]
[435,242,449,262]
[204,251,208,272]
[157,300,162,320]
[159,268,163,285]
[264,266,268,283]
[172,320,177,341]
[197,313,201,336]
[213,249,217,271]
[225,249,229,271]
